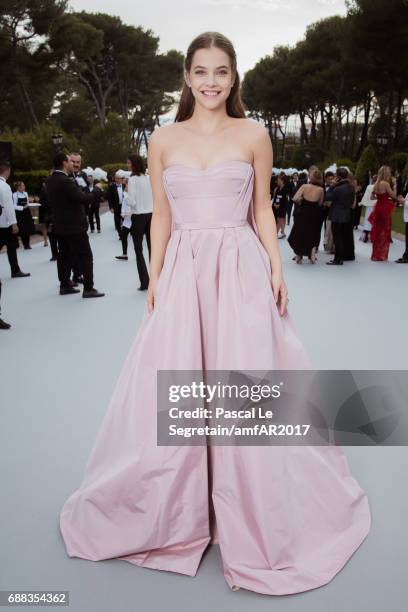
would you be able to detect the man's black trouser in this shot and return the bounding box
[0,226,20,274]
[331,221,347,262]
[130,213,152,288]
[56,231,94,291]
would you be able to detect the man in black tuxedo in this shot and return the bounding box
[69,152,88,191]
[68,152,90,282]
[45,152,105,298]
[107,172,124,239]
[323,172,336,253]
[324,167,355,266]
[85,171,103,233]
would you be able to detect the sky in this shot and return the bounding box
[69,0,348,77]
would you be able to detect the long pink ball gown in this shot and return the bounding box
[59,160,371,596]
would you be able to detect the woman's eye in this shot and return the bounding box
[194,70,229,75]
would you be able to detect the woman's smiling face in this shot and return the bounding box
[186,46,235,110]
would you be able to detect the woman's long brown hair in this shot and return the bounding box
[127,154,146,176]
[174,31,247,122]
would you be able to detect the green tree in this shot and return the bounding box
[1,124,78,170]
[56,88,98,142]
[81,112,131,166]
[346,0,408,150]
[242,46,297,157]
[402,158,408,181]
[0,0,66,128]
[355,144,379,187]
[48,11,181,137]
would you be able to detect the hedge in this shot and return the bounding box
[335,158,356,173]
[12,170,50,195]
[387,152,408,173]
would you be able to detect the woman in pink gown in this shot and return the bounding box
[59,32,371,596]
[368,165,397,261]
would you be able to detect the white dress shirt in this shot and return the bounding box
[360,184,376,207]
[75,174,87,189]
[127,174,153,214]
[121,192,132,229]
[403,193,408,224]
[13,191,29,211]
[0,176,17,228]
[116,183,124,204]
[361,184,376,232]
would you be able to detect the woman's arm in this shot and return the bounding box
[370,181,379,200]
[252,125,288,316]
[292,184,304,203]
[146,127,173,312]
[385,180,397,199]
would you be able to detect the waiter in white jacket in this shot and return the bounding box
[126,155,153,291]
[0,160,30,329]
[0,160,30,280]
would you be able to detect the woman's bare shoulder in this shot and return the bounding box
[238,117,267,137]
[237,119,270,161]
[149,123,180,145]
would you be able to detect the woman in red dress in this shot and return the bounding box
[368,165,397,261]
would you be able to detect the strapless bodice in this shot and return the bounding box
[162,160,255,230]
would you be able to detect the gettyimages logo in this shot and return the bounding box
[156,370,406,446]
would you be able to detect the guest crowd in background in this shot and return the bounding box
[1,152,407,331]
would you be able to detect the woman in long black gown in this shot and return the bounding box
[272,174,291,239]
[288,168,325,264]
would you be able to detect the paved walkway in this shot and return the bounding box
[1,213,407,368]
[0,212,406,612]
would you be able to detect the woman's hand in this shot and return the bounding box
[147,276,159,314]
[271,271,289,316]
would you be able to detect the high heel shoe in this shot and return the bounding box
[309,247,317,264]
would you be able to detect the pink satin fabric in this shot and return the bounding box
[59,161,371,595]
